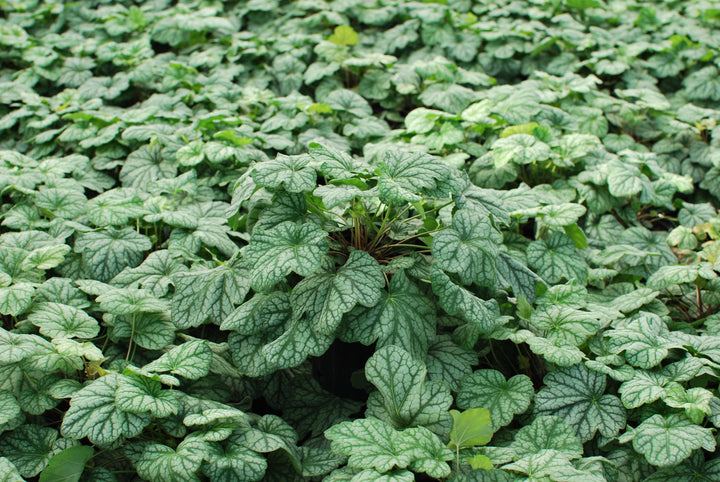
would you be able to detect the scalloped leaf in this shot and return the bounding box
[535,364,626,442]
[510,416,583,460]
[457,369,533,431]
[143,340,212,380]
[0,457,23,482]
[376,150,451,202]
[627,414,716,467]
[365,345,452,433]
[618,370,669,409]
[86,188,147,227]
[342,270,436,358]
[201,442,267,482]
[0,425,74,478]
[136,438,207,482]
[221,291,291,335]
[244,221,329,292]
[503,449,605,482]
[111,250,188,297]
[171,256,250,329]
[527,232,588,285]
[0,283,35,316]
[309,143,370,179]
[325,418,411,473]
[432,208,502,287]
[291,250,384,335]
[115,374,180,417]
[397,427,453,478]
[74,228,152,282]
[61,374,151,445]
[0,391,21,425]
[27,303,99,339]
[97,288,168,315]
[252,154,316,193]
[530,305,602,346]
[425,336,478,392]
[431,267,501,333]
[607,312,680,369]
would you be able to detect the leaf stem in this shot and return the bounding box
[125,313,136,362]
[456,445,461,477]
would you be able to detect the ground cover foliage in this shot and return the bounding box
[2,0,720,480]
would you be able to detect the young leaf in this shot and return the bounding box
[328,25,359,46]
[663,386,713,424]
[38,445,93,482]
[448,408,492,450]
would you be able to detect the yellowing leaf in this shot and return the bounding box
[448,408,493,450]
[328,25,359,46]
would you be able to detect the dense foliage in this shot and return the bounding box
[2,0,720,480]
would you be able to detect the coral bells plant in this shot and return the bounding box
[2,0,720,480]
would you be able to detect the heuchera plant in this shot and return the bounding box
[2,0,720,481]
